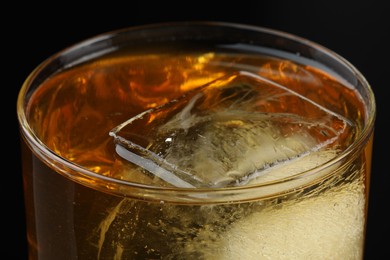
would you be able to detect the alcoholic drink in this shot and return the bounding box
[18,23,375,259]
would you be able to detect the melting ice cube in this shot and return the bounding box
[109,71,353,188]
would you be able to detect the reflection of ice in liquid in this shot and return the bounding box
[109,71,352,188]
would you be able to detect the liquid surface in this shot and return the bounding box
[27,52,363,189]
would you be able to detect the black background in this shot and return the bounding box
[9,1,389,259]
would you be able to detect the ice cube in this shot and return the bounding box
[109,71,353,188]
[217,170,365,259]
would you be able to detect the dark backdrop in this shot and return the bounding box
[9,1,389,259]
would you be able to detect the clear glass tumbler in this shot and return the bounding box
[17,22,376,259]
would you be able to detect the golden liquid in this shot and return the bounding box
[22,51,371,259]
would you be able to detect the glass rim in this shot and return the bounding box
[16,21,376,200]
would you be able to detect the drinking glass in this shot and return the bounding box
[17,22,376,259]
